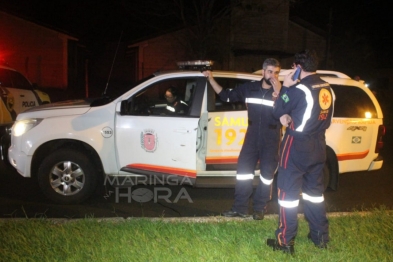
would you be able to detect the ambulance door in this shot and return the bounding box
[115,76,206,180]
[326,83,382,173]
[205,77,250,171]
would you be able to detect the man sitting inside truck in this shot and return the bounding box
[164,86,189,115]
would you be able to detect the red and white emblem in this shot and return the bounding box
[141,129,158,152]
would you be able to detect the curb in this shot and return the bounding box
[0,211,384,224]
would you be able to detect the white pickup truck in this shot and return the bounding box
[8,63,385,204]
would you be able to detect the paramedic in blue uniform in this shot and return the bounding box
[267,50,334,254]
[202,58,281,220]
[165,86,189,115]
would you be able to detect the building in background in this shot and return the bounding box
[127,0,326,80]
[0,10,85,100]
[0,1,327,100]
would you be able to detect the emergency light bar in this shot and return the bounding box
[177,60,213,71]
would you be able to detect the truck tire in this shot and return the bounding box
[324,147,339,191]
[37,149,97,204]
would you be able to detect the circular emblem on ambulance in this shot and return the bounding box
[141,129,158,152]
[101,126,113,138]
[319,88,332,110]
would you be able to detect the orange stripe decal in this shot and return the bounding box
[126,163,196,178]
[207,150,370,163]
[337,150,369,161]
[205,156,239,164]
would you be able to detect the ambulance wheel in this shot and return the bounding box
[37,149,97,204]
[324,147,339,191]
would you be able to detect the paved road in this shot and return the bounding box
[1,132,392,219]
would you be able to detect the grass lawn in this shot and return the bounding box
[0,208,392,261]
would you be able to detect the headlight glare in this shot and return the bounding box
[13,119,43,137]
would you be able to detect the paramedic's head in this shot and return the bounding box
[294,49,319,72]
[165,86,178,103]
[262,58,281,86]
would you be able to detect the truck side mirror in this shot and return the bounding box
[119,95,150,116]
[120,100,130,115]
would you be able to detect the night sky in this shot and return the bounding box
[290,0,393,69]
[1,0,392,80]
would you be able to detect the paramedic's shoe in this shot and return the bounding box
[307,233,328,249]
[252,211,265,220]
[221,209,247,218]
[267,239,295,255]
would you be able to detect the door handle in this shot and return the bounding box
[174,129,189,133]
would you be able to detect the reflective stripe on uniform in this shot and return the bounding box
[260,175,273,185]
[236,174,254,180]
[245,98,274,107]
[295,84,313,132]
[302,193,324,203]
[166,105,175,112]
[278,199,299,208]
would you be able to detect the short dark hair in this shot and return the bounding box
[262,58,281,69]
[294,49,319,72]
[166,86,178,96]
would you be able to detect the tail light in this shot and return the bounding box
[375,125,385,153]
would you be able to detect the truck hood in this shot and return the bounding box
[20,99,93,118]
[26,99,92,111]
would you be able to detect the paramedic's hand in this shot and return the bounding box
[202,70,213,81]
[280,114,292,127]
[202,70,223,94]
[283,72,298,87]
[269,76,282,97]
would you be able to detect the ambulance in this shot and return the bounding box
[7,61,384,204]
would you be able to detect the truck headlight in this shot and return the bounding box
[12,119,43,137]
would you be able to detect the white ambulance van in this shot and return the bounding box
[7,61,384,204]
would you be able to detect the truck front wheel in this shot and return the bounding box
[37,149,97,204]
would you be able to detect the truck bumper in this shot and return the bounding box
[0,124,11,160]
[368,155,383,171]
[8,145,32,177]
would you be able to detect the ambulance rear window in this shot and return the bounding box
[331,85,377,118]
